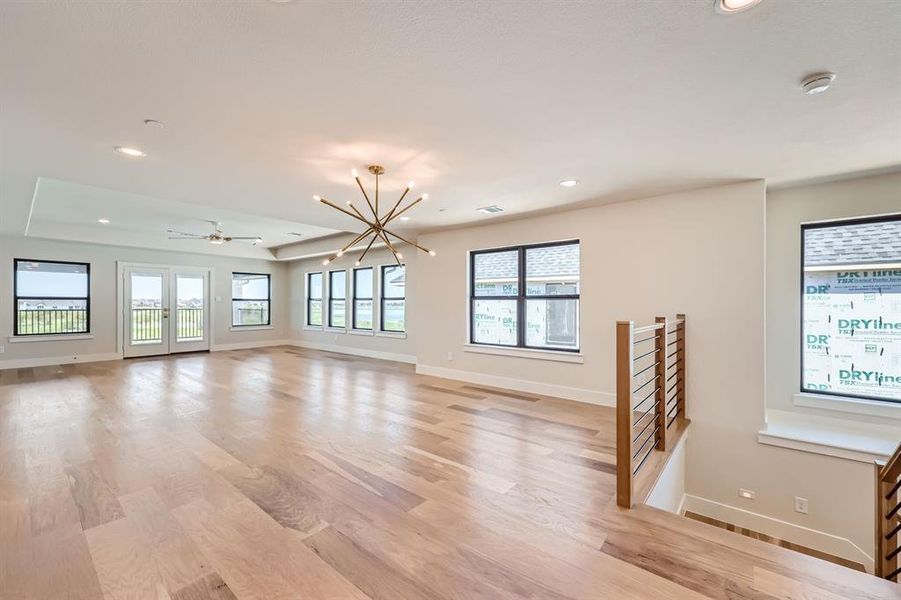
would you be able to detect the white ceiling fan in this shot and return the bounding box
[167,220,262,245]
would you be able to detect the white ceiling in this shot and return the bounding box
[1,1,899,248]
[26,178,338,259]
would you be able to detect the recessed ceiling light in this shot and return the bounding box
[559,179,580,188]
[477,205,504,214]
[97,218,110,224]
[400,216,411,221]
[114,146,146,158]
[800,72,836,95]
[715,0,762,13]
[143,119,164,128]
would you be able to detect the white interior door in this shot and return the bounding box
[123,266,211,358]
[124,267,170,357]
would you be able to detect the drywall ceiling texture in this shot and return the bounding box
[2,0,900,240]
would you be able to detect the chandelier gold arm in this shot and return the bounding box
[356,232,379,265]
[376,230,403,266]
[339,226,374,254]
[382,227,434,256]
[346,202,372,225]
[318,197,371,226]
[353,175,378,221]
[383,196,423,225]
[382,186,410,223]
[322,227,374,265]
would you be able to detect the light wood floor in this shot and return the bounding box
[684,511,867,573]
[1,347,898,599]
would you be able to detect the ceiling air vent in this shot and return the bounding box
[477,205,504,214]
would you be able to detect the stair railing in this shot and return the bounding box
[616,313,687,508]
[876,441,901,581]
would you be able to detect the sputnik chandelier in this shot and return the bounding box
[315,165,436,267]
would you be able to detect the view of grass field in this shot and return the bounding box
[16,308,88,335]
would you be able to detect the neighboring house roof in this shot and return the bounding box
[805,220,901,267]
[474,244,580,280]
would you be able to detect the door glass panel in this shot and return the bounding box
[176,274,204,341]
[131,273,163,344]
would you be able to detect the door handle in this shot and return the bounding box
[162,308,170,319]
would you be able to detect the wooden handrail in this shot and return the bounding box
[616,314,688,509]
[876,441,901,581]
[632,322,666,335]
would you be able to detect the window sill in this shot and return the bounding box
[463,343,584,364]
[793,392,901,421]
[758,409,901,464]
[229,325,273,332]
[325,327,347,334]
[350,329,374,336]
[376,331,407,339]
[303,325,323,331]
[8,334,95,343]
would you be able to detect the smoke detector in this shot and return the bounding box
[801,73,836,95]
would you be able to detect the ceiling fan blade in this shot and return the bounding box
[168,235,207,240]
[228,236,263,240]
[167,229,203,236]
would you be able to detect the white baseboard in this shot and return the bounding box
[414,364,614,406]
[211,339,293,352]
[0,352,122,370]
[290,340,416,364]
[682,494,874,573]
[676,493,688,515]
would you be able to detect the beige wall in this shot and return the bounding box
[415,180,780,547]
[0,235,289,364]
[408,176,894,564]
[288,247,416,363]
[416,180,766,415]
[754,171,901,563]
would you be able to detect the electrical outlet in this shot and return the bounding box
[738,488,756,500]
[794,496,809,514]
[447,351,454,361]
[0,344,5,354]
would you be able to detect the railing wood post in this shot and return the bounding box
[878,470,899,580]
[676,313,686,417]
[876,461,886,578]
[616,320,634,509]
[654,316,667,451]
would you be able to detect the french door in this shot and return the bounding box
[123,266,210,357]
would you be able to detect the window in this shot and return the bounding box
[329,270,347,328]
[306,272,323,326]
[801,215,901,403]
[353,267,374,330]
[232,273,270,327]
[380,265,405,332]
[14,259,90,336]
[470,241,580,351]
